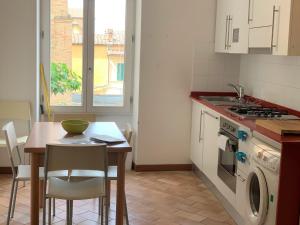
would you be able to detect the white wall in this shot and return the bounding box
[0,0,37,111]
[240,55,300,111]
[0,0,37,166]
[133,0,239,165]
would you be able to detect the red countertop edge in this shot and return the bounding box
[190,91,300,143]
[190,91,300,225]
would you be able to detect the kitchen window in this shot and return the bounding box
[41,0,135,114]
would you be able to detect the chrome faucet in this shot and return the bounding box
[228,83,244,101]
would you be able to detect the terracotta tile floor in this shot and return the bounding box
[0,171,236,225]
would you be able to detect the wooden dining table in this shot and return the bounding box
[24,122,132,225]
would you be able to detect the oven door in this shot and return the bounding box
[217,131,238,193]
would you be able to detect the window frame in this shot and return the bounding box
[41,0,135,115]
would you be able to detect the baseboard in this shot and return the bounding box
[132,162,192,172]
[0,167,12,174]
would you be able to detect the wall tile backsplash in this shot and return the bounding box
[240,55,300,111]
[192,43,240,92]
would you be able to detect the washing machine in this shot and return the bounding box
[237,136,281,225]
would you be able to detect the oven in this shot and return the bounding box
[217,117,239,193]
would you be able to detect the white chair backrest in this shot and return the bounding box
[0,101,31,121]
[2,122,19,171]
[124,123,133,144]
[45,144,108,174]
[53,113,96,122]
[0,101,32,136]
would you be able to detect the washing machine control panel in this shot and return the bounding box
[252,149,280,173]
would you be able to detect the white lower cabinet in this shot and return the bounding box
[190,102,220,186]
[190,101,236,207]
[190,100,204,170]
[202,109,220,186]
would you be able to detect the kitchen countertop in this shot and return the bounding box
[190,91,300,143]
[190,91,300,225]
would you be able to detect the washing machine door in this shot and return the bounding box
[245,167,268,225]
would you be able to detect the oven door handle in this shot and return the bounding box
[218,132,238,151]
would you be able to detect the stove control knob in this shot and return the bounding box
[236,151,247,163]
[263,155,269,161]
[257,151,263,159]
[238,130,248,142]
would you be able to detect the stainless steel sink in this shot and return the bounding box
[199,96,258,107]
[200,96,237,102]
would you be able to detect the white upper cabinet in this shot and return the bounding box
[215,0,249,54]
[249,0,275,28]
[249,0,300,55]
[215,0,300,55]
[215,0,230,53]
[230,0,250,53]
[248,0,276,49]
[272,0,300,55]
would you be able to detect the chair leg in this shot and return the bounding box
[42,198,47,225]
[6,179,16,225]
[105,196,109,225]
[98,197,102,215]
[107,180,111,207]
[66,200,70,225]
[101,197,104,225]
[48,198,52,225]
[11,180,18,218]
[70,200,73,225]
[52,198,55,216]
[124,195,129,225]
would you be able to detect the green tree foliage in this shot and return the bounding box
[50,63,81,95]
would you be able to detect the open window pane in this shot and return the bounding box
[50,0,83,106]
[93,0,126,107]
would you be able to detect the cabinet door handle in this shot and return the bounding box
[227,15,232,49]
[198,111,203,142]
[248,0,253,23]
[225,16,229,50]
[203,111,219,120]
[271,5,280,49]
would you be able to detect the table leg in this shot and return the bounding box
[39,181,44,208]
[30,153,40,225]
[116,152,126,225]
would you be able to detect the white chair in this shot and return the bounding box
[2,122,68,225]
[71,124,133,225]
[0,101,31,147]
[43,144,109,225]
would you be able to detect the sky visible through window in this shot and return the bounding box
[68,0,125,34]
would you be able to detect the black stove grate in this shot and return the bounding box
[228,106,289,118]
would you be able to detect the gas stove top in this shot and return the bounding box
[227,106,299,120]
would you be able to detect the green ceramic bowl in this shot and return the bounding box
[61,120,89,134]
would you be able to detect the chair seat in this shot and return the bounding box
[71,166,118,179]
[47,177,105,200]
[16,165,68,181]
[0,136,28,147]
